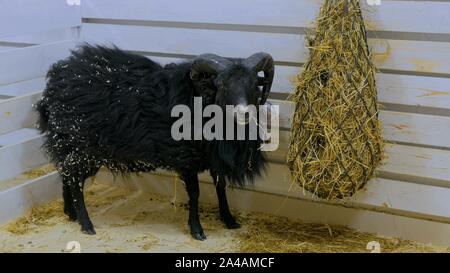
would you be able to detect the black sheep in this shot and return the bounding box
[36,44,274,240]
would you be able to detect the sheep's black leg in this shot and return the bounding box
[68,176,96,235]
[62,183,77,221]
[211,172,240,229]
[182,172,206,240]
[59,154,99,235]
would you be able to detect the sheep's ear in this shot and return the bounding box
[191,74,218,103]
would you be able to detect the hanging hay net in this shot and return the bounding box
[287,0,384,200]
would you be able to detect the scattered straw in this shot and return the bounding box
[22,164,56,179]
[235,213,446,253]
[5,201,63,235]
[287,0,384,199]
[2,184,447,253]
[4,183,127,235]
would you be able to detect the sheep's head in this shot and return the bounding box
[190,53,274,124]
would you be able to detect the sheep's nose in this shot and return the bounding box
[235,104,250,125]
[236,104,249,115]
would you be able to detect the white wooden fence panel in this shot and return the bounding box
[81,24,450,75]
[0,135,47,182]
[0,41,76,86]
[82,0,450,34]
[0,0,81,38]
[376,74,450,110]
[380,111,450,148]
[371,39,450,75]
[380,144,450,186]
[81,24,306,63]
[0,77,45,97]
[0,46,24,52]
[0,172,60,225]
[0,27,79,46]
[0,92,41,135]
[0,128,40,148]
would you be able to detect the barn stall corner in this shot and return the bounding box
[0,0,450,253]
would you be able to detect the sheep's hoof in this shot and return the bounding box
[191,231,207,241]
[221,215,241,229]
[81,227,96,235]
[80,220,96,235]
[225,221,241,229]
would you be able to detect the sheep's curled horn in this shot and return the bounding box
[190,53,274,105]
[243,52,274,105]
[190,54,232,81]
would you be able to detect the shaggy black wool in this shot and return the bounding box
[36,44,266,187]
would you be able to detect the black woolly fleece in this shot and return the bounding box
[36,44,266,187]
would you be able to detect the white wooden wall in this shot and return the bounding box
[0,0,80,223]
[1,0,450,245]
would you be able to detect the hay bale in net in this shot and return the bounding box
[287,0,384,200]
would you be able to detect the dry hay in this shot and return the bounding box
[0,164,57,193]
[287,0,384,200]
[22,164,56,179]
[5,201,63,235]
[2,184,446,253]
[235,213,446,253]
[4,183,128,235]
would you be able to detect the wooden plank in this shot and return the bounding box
[0,45,26,52]
[380,144,450,187]
[81,24,450,75]
[0,0,81,38]
[380,111,450,148]
[80,24,306,64]
[0,91,42,135]
[371,39,450,74]
[81,0,318,28]
[82,0,450,34]
[0,41,76,86]
[364,1,450,35]
[0,77,46,97]
[0,128,40,148]
[270,100,450,148]
[377,73,450,110]
[0,171,61,225]
[0,135,47,181]
[0,27,79,45]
